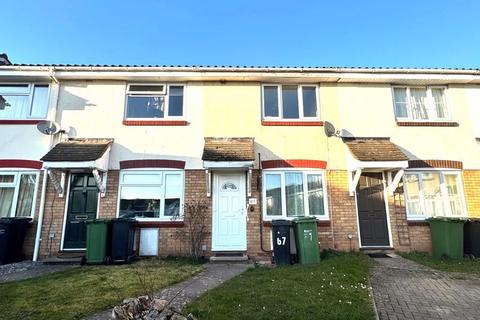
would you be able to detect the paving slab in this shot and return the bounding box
[86,262,253,320]
[0,261,77,283]
[370,255,480,320]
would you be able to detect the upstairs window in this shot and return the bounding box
[0,84,49,120]
[403,171,466,219]
[392,86,449,121]
[262,85,319,120]
[0,172,39,218]
[125,84,185,119]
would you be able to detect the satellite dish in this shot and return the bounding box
[324,121,337,137]
[37,120,60,135]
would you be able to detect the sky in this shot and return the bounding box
[1,0,480,68]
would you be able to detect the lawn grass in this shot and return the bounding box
[0,257,203,320]
[186,252,375,320]
[400,251,480,275]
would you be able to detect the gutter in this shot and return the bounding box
[1,65,480,76]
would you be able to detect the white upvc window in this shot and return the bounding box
[0,171,39,218]
[392,86,450,121]
[124,84,185,120]
[118,170,184,221]
[262,84,319,120]
[262,170,328,220]
[403,170,467,220]
[0,84,50,120]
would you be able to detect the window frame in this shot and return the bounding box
[262,169,329,221]
[124,83,186,121]
[261,84,320,121]
[116,169,185,222]
[0,170,40,218]
[391,85,451,122]
[403,169,467,220]
[0,83,50,120]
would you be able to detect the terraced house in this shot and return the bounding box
[0,55,479,262]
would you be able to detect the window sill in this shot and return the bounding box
[261,120,324,127]
[123,120,188,126]
[136,221,184,228]
[263,220,330,227]
[396,121,459,127]
[0,120,43,125]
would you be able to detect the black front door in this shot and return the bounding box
[63,174,99,249]
[356,173,390,247]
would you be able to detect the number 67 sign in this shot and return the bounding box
[276,236,287,246]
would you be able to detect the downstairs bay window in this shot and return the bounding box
[263,171,328,220]
[0,171,39,218]
[403,171,466,219]
[118,170,184,221]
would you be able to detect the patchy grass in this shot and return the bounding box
[0,257,203,320]
[401,251,480,275]
[186,252,375,320]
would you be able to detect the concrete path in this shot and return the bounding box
[86,262,253,320]
[0,261,77,283]
[370,254,480,320]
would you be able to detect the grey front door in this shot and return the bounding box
[63,174,98,249]
[356,173,390,247]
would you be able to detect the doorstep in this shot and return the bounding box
[209,251,249,263]
[42,252,85,265]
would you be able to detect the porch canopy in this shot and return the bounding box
[40,138,114,196]
[202,137,255,169]
[202,137,255,196]
[343,137,409,195]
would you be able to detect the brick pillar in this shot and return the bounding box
[326,170,359,251]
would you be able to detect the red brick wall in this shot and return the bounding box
[29,168,439,261]
[38,172,69,258]
[326,171,359,251]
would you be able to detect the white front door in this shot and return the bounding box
[212,172,247,251]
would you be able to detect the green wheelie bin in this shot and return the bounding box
[428,217,466,259]
[86,219,111,264]
[293,217,320,264]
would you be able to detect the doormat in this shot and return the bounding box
[367,253,391,258]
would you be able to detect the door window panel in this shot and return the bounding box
[0,187,14,217]
[168,86,184,117]
[15,174,37,217]
[265,174,282,216]
[307,174,324,216]
[302,87,317,117]
[263,86,279,117]
[421,172,443,217]
[285,172,304,217]
[444,174,463,216]
[404,174,422,216]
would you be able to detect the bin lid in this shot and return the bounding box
[271,219,292,226]
[427,217,467,223]
[87,219,111,224]
[0,217,32,224]
[293,216,317,223]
